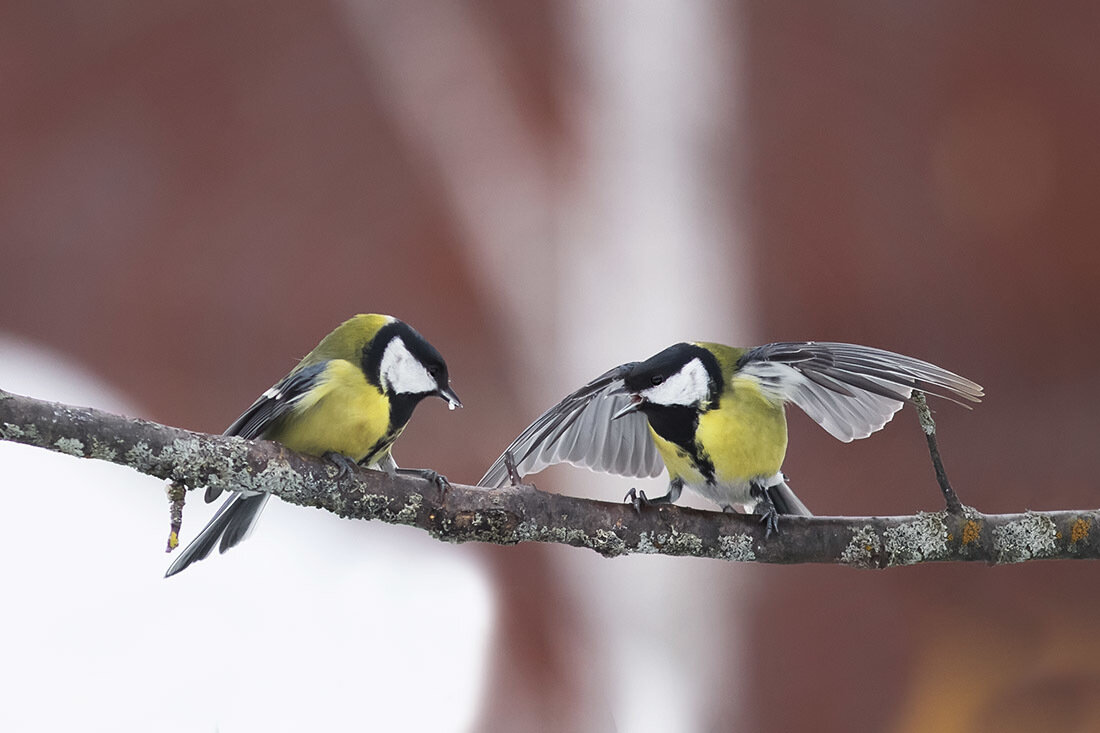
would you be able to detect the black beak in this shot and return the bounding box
[437,384,463,410]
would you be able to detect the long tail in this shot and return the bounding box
[164,492,271,578]
[768,480,812,516]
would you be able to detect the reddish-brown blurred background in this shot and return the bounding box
[3,2,1100,731]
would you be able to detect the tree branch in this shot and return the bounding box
[1,387,1095,567]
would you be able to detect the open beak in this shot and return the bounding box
[611,394,643,420]
[438,385,463,411]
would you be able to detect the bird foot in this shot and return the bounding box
[625,487,648,513]
[625,487,675,513]
[397,467,451,491]
[757,507,781,539]
[749,484,782,539]
[323,452,359,479]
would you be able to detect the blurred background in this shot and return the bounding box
[2,2,1100,731]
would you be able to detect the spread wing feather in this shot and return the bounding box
[479,364,665,488]
[738,342,983,443]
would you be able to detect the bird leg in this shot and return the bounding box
[750,483,781,538]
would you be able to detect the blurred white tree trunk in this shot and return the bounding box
[556,3,754,731]
[340,1,754,729]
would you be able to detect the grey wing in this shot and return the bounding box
[738,342,983,443]
[222,361,329,440]
[205,361,329,502]
[479,364,665,488]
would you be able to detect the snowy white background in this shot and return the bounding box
[0,339,493,733]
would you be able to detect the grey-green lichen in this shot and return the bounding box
[392,493,423,524]
[717,533,756,562]
[993,511,1058,564]
[632,528,703,556]
[884,512,949,566]
[53,437,85,457]
[1,422,39,441]
[912,392,936,435]
[124,441,158,470]
[121,434,315,504]
[342,491,385,517]
[590,529,627,556]
[507,520,627,557]
[634,532,661,555]
[510,520,591,547]
[841,525,879,568]
[666,529,703,555]
[88,439,117,462]
[511,520,541,542]
[164,437,234,484]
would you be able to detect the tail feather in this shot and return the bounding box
[768,480,812,517]
[164,492,271,578]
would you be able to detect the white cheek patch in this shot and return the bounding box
[380,337,438,395]
[641,357,710,406]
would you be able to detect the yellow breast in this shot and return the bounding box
[267,359,392,463]
[697,376,788,483]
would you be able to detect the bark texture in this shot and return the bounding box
[1,388,1095,567]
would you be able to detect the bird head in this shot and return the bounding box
[314,314,461,409]
[372,320,461,408]
[612,342,719,419]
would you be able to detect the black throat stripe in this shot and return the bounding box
[643,404,715,483]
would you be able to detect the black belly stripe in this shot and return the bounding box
[361,392,427,465]
[364,429,401,466]
[694,446,716,484]
[643,404,715,482]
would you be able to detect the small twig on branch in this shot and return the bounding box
[1,387,1095,568]
[912,391,964,514]
[503,450,525,487]
[165,481,186,551]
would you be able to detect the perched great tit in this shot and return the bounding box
[165,314,461,577]
[480,341,981,534]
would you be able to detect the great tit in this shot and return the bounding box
[479,341,981,534]
[165,314,461,577]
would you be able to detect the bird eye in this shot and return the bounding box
[651,375,665,386]
[427,365,440,377]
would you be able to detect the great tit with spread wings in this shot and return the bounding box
[166,314,461,577]
[480,341,980,534]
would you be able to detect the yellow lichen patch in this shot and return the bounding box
[961,520,981,545]
[1071,518,1090,544]
[167,531,179,550]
